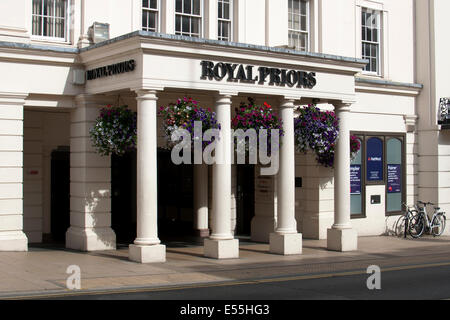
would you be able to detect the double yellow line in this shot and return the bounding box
[3,260,450,300]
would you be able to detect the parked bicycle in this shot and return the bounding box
[396,203,419,238]
[408,201,446,238]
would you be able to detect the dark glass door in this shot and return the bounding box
[236,165,255,236]
[50,147,70,243]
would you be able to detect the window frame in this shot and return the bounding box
[350,132,406,219]
[174,0,204,38]
[142,0,161,33]
[217,0,233,41]
[31,0,70,43]
[288,0,310,52]
[361,7,381,75]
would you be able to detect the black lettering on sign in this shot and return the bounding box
[86,59,137,81]
[200,60,317,89]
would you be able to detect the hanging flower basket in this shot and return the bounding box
[231,98,284,155]
[89,105,137,156]
[158,97,220,150]
[294,104,360,167]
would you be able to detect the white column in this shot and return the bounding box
[0,93,28,251]
[204,94,239,259]
[327,102,357,251]
[129,90,165,263]
[194,164,209,237]
[66,95,116,251]
[269,98,302,255]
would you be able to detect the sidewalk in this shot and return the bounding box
[1,235,450,298]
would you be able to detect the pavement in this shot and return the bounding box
[1,235,450,299]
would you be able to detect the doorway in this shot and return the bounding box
[111,149,195,243]
[236,165,255,236]
[50,146,70,243]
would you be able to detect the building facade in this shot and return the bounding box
[0,0,448,262]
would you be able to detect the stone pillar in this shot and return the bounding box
[129,90,166,263]
[204,94,239,259]
[66,95,116,251]
[194,164,209,238]
[269,98,302,255]
[0,93,28,251]
[327,102,357,251]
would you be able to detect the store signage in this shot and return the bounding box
[86,60,136,81]
[350,165,361,195]
[200,60,317,89]
[367,138,383,181]
[387,164,401,193]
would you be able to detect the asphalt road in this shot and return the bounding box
[40,261,450,301]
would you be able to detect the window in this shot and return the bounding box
[288,0,309,51]
[32,0,68,41]
[218,0,232,41]
[351,133,405,218]
[361,8,381,74]
[142,0,159,32]
[350,137,364,217]
[175,0,202,38]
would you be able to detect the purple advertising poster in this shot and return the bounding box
[387,164,401,193]
[350,165,361,195]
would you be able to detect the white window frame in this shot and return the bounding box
[218,0,233,41]
[361,7,381,75]
[31,0,70,43]
[142,0,161,33]
[174,0,204,38]
[288,0,310,51]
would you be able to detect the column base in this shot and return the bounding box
[0,231,28,252]
[129,244,166,263]
[66,227,116,251]
[327,228,358,252]
[204,239,239,259]
[269,233,302,255]
[194,229,210,238]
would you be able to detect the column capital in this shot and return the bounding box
[215,93,234,105]
[135,90,159,101]
[280,97,297,109]
[332,101,354,112]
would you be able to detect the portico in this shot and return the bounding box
[63,31,366,262]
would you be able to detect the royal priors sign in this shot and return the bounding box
[86,60,136,81]
[200,60,317,89]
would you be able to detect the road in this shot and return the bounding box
[33,261,450,300]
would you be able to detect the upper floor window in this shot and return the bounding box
[32,0,68,41]
[142,0,159,32]
[361,8,381,74]
[288,0,309,51]
[218,0,232,41]
[175,0,202,38]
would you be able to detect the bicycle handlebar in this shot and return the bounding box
[417,201,435,206]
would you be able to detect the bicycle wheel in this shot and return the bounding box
[431,214,446,236]
[394,215,408,238]
[409,213,425,238]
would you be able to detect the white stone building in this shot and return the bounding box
[0,0,448,262]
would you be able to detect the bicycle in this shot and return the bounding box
[396,203,419,238]
[408,201,446,238]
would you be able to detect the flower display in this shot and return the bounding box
[89,105,137,156]
[294,104,360,167]
[158,97,220,150]
[231,98,284,154]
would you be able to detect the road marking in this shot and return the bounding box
[4,260,450,300]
